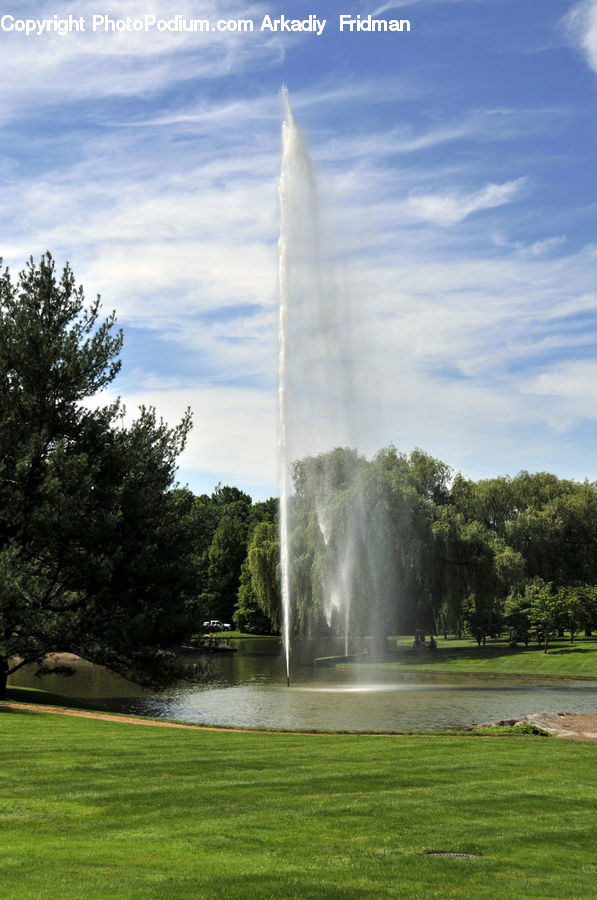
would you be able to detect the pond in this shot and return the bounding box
[10,638,597,732]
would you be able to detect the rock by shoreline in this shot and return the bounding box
[472,712,597,740]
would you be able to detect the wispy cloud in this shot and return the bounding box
[492,233,567,258]
[565,0,597,74]
[406,177,527,226]
[370,0,479,13]
[3,74,593,492]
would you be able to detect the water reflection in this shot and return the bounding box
[10,638,597,732]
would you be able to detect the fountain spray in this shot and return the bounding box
[277,89,394,683]
[278,86,293,687]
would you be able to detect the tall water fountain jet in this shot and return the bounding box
[278,90,395,682]
[278,88,293,685]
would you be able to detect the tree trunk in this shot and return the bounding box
[0,658,8,701]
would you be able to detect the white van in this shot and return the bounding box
[202,619,231,631]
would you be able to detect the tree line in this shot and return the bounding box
[248,446,597,650]
[202,445,597,655]
[2,255,595,699]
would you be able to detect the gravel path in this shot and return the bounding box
[0,702,245,731]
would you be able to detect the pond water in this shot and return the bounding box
[10,638,597,732]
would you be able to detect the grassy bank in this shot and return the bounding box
[1,707,596,898]
[347,636,597,679]
[195,631,278,640]
[5,684,106,709]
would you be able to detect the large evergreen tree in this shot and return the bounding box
[0,254,196,698]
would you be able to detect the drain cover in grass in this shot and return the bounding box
[424,851,479,859]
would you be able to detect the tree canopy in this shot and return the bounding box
[279,446,597,645]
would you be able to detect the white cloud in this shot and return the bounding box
[524,359,597,431]
[527,359,597,401]
[520,236,567,257]
[99,382,277,495]
[407,177,527,226]
[565,0,597,74]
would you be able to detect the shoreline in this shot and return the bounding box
[2,699,597,740]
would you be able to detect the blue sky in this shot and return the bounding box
[1,0,597,498]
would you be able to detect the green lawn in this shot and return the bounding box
[348,636,597,679]
[1,707,596,898]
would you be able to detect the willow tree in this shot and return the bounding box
[245,521,281,630]
[0,254,196,699]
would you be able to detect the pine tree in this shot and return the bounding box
[0,254,195,698]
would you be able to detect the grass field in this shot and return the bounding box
[345,636,597,680]
[1,707,596,898]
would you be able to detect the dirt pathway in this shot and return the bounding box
[0,701,252,732]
